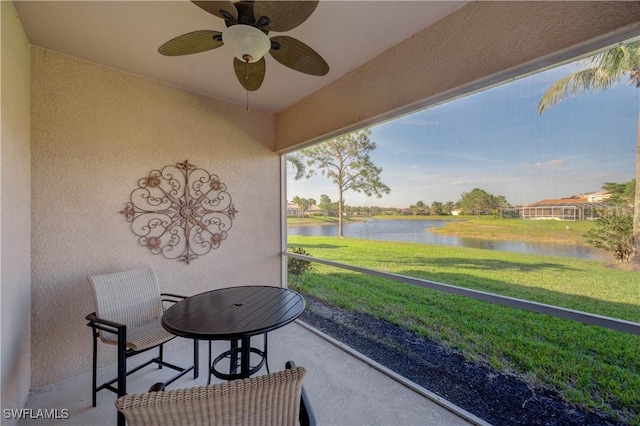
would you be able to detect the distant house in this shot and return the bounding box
[286,202,299,217]
[585,190,612,203]
[521,193,609,220]
[286,201,323,217]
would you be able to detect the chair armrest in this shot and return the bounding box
[86,312,126,335]
[148,382,166,392]
[285,361,317,426]
[161,293,187,305]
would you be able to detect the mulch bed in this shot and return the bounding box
[299,294,621,426]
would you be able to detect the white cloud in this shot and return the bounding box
[523,159,565,169]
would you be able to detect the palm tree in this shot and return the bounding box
[538,41,640,265]
[286,154,305,180]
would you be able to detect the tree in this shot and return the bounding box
[431,201,445,216]
[301,129,390,237]
[286,154,305,180]
[319,194,332,216]
[291,196,305,217]
[603,180,635,208]
[292,196,315,218]
[409,201,425,216]
[444,201,455,215]
[584,211,633,263]
[538,41,640,265]
[370,206,383,216]
[458,188,502,219]
[494,195,510,208]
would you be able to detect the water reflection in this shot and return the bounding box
[288,219,608,261]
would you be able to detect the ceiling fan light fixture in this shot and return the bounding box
[222,24,271,63]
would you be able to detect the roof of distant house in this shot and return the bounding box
[525,190,611,207]
[526,197,587,207]
[286,202,322,211]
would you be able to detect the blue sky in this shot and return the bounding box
[287,60,639,208]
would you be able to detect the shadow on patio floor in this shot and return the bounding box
[19,322,476,426]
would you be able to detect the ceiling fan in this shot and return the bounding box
[158,0,329,92]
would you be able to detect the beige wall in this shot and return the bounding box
[275,1,640,151]
[30,48,278,386]
[1,0,32,415]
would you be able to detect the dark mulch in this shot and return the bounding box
[299,294,621,426]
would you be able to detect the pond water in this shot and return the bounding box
[288,219,609,261]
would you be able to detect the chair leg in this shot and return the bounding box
[193,340,199,379]
[91,330,98,407]
[158,344,163,370]
[208,340,212,385]
[117,326,127,398]
[264,333,270,374]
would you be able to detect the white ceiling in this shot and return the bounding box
[14,1,467,112]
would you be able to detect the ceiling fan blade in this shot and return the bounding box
[233,57,266,91]
[191,1,238,21]
[158,30,223,56]
[253,0,318,32]
[270,36,329,76]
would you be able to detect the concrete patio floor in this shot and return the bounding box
[19,321,486,425]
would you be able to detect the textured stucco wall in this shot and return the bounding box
[275,1,640,151]
[30,48,277,387]
[1,0,32,415]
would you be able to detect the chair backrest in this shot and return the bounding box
[89,266,164,328]
[115,366,307,426]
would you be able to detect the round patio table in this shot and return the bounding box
[162,286,305,382]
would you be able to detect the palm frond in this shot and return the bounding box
[539,41,640,114]
[586,42,640,72]
[538,69,597,113]
[286,154,305,180]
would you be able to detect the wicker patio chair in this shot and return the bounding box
[86,266,199,411]
[115,362,316,426]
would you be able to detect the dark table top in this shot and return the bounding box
[162,286,305,340]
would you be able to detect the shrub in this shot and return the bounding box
[287,247,314,289]
[584,212,633,263]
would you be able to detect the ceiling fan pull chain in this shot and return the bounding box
[245,60,249,111]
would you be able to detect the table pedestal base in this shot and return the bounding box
[209,337,267,383]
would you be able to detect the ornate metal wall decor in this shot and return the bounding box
[120,160,238,264]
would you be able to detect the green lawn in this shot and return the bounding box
[424,215,596,245]
[287,235,640,423]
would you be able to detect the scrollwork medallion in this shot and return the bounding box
[120,160,238,264]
